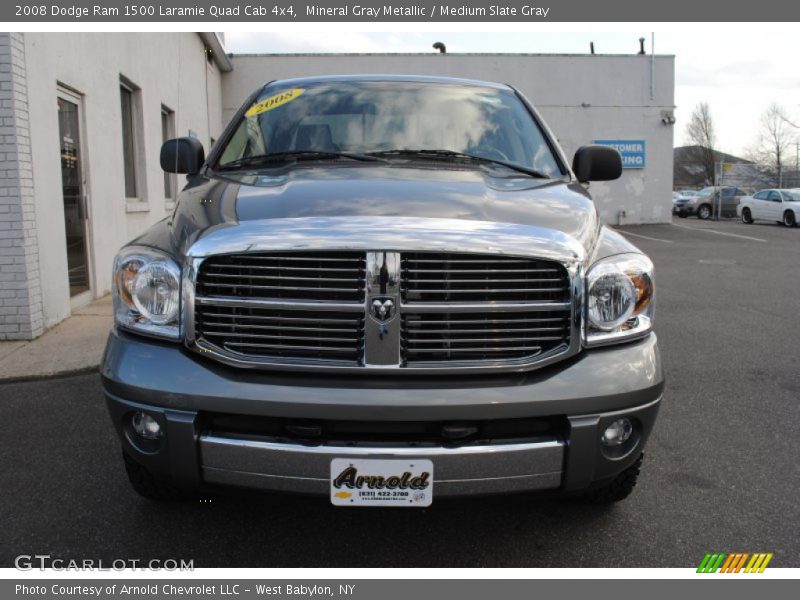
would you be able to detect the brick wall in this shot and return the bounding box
[0,32,43,340]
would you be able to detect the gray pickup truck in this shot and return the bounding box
[102,75,663,507]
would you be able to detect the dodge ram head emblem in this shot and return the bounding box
[371,298,394,321]
[364,251,400,365]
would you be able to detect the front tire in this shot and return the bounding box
[697,204,712,220]
[123,452,187,502]
[784,211,797,227]
[742,208,753,224]
[584,454,643,504]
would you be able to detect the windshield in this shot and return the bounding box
[215,81,564,177]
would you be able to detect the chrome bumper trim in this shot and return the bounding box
[199,434,565,497]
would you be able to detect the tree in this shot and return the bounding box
[748,103,796,186]
[684,102,717,185]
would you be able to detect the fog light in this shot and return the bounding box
[131,412,162,439]
[601,418,633,446]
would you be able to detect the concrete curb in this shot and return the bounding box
[0,365,99,385]
[0,296,111,384]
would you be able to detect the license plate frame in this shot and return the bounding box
[330,458,433,507]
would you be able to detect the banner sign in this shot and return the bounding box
[2,579,793,600]
[4,0,799,22]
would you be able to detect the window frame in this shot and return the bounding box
[119,75,148,210]
[161,104,177,206]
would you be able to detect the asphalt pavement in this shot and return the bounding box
[1,217,798,568]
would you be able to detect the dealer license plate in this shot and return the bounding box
[330,458,433,507]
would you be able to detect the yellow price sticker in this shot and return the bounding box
[245,88,305,118]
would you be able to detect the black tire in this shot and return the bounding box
[784,211,797,227]
[697,204,712,220]
[123,452,187,501]
[742,208,753,224]
[584,454,643,504]
[677,211,688,218]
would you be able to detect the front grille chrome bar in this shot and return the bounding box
[195,296,365,313]
[400,301,571,313]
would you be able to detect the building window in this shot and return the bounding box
[119,76,147,206]
[119,82,138,198]
[161,105,176,200]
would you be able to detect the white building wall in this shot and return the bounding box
[222,53,675,226]
[21,32,224,332]
[0,33,44,339]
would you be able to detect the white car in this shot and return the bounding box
[738,189,800,227]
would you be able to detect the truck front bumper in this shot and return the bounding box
[102,328,664,498]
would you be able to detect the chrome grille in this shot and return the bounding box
[402,310,571,363]
[194,251,366,365]
[401,252,569,303]
[194,305,364,364]
[197,252,366,302]
[191,250,574,372]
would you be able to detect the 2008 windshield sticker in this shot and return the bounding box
[245,89,305,117]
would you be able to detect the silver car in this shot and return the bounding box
[674,186,747,219]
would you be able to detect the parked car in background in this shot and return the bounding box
[673,186,748,219]
[672,190,698,210]
[738,189,800,227]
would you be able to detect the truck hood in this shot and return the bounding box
[165,165,601,261]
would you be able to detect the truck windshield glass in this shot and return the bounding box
[216,81,563,177]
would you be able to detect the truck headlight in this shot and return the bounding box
[584,253,654,347]
[113,246,181,340]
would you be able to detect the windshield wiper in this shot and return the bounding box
[368,149,552,179]
[216,150,385,170]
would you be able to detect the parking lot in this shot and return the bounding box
[1,216,798,568]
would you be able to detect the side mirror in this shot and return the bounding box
[572,145,622,182]
[160,137,205,175]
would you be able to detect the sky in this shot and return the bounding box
[223,30,800,159]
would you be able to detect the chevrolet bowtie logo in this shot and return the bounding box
[371,298,394,321]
